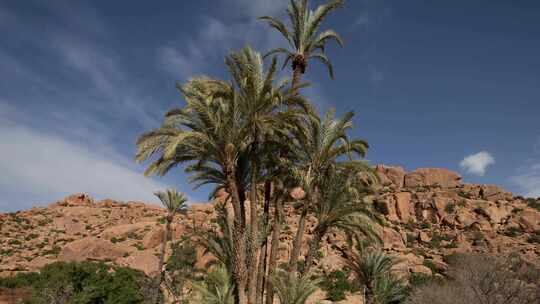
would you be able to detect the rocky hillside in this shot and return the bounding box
[1,166,539,283]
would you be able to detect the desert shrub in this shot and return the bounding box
[422,260,438,274]
[526,198,540,211]
[428,233,453,249]
[444,203,456,214]
[470,231,484,245]
[166,239,199,300]
[1,261,156,304]
[42,245,61,256]
[408,273,432,287]
[408,254,540,304]
[504,226,523,237]
[0,272,40,289]
[528,230,540,244]
[319,269,359,301]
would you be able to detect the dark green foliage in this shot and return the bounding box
[444,203,456,214]
[458,191,471,199]
[527,230,540,244]
[0,261,156,304]
[422,260,438,274]
[166,239,199,299]
[318,270,359,301]
[526,198,540,211]
[428,233,453,249]
[504,226,523,237]
[470,231,485,245]
[42,245,61,256]
[0,272,40,289]
[409,273,432,287]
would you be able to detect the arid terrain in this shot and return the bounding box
[1,166,539,303]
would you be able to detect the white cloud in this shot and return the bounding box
[0,120,176,211]
[157,4,289,80]
[459,151,495,176]
[512,165,540,198]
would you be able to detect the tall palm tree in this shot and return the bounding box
[136,46,313,304]
[271,270,320,304]
[259,0,344,93]
[154,189,188,304]
[136,75,251,303]
[302,168,380,274]
[342,248,402,304]
[223,46,317,304]
[286,109,372,273]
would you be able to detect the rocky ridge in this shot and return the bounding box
[1,167,539,291]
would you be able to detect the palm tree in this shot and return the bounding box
[136,46,314,304]
[259,0,344,93]
[192,265,235,304]
[286,109,372,273]
[372,275,408,304]
[136,75,251,303]
[302,168,380,274]
[342,248,403,304]
[154,189,188,304]
[271,269,320,304]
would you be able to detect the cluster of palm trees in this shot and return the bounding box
[137,1,406,303]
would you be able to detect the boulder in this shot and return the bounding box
[142,226,164,249]
[54,193,93,207]
[456,209,478,228]
[375,194,398,221]
[395,192,413,222]
[519,210,540,232]
[26,256,55,272]
[290,187,306,200]
[382,227,405,249]
[119,250,160,277]
[59,237,131,262]
[375,165,406,188]
[479,185,513,201]
[404,168,461,188]
[410,265,432,275]
[101,222,155,240]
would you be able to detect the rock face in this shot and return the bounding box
[59,237,131,262]
[375,165,406,188]
[1,166,539,303]
[404,168,462,188]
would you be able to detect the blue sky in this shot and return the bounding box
[1,0,539,211]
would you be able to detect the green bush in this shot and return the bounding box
[0,261,156,304]
[319,269,359,301]
[444,203,456,214]
[527,230,540,244]
[503,226,523,237]
[526,198,540,212]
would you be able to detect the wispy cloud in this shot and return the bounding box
[459,151,495,176]
[511,138,540,198]
[157,2,288,80]
[0,119,174,212]
[512,164,540,198]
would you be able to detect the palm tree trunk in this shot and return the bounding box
[302,227,325,275]
[247,159,260,304]
[291,62,303,95]
[264,184,283,304]
[365,284,375,304]
[287,207,307,272]
[256,181,271,304]
[154,216,171,304]
[226,168,248,304]
[256,240,268,304]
